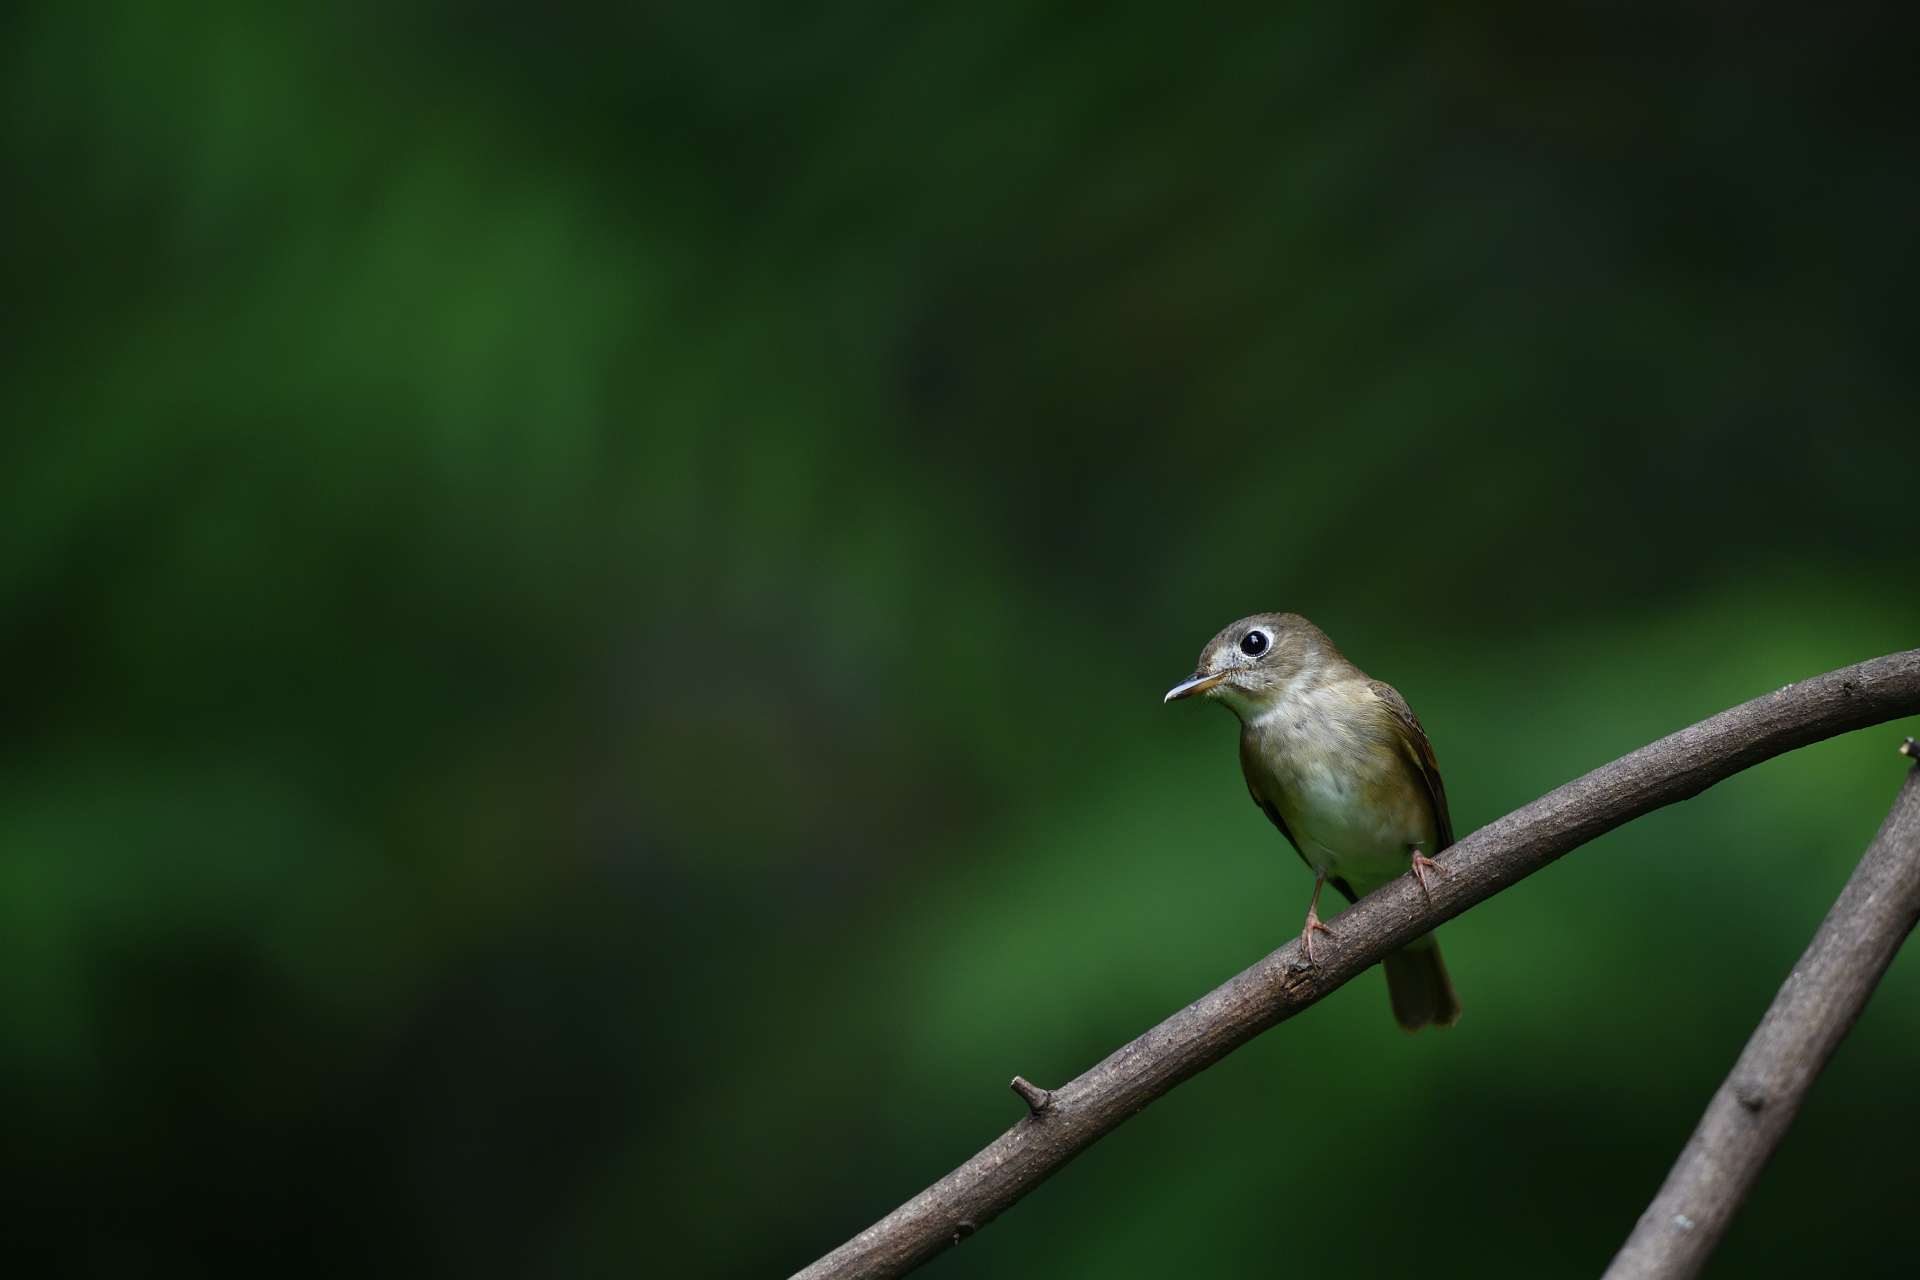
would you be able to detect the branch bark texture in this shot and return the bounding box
[1603,759,1920,1280]
[792,650,1920,1280]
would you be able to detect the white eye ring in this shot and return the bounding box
[1239,629,1269,658]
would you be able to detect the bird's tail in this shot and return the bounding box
[1383,937,1461,1032]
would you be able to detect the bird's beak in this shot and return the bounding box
[1163,671,1227,703]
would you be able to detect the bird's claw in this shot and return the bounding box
[1409,850,1446,903]
[1300,911,1335,965]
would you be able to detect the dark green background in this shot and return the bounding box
[6,4,1919,1276]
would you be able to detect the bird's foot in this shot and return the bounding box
[1409,850,1446,903]
[1300,909,1335,965]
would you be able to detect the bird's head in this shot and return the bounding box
[1163,612,1334,719]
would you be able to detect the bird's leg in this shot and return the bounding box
[1300,869,1335,964]
[1409,843,1447,903]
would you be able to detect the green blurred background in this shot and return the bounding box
[6,3,1919,1276]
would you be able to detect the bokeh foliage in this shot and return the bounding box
[4,3,1918,1276]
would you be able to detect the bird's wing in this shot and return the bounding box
[1369,678,1454,850]
[1240,738,1357,904]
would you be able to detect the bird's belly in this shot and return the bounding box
[1275,759,1432,896]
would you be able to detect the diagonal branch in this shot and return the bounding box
[1603,757,1920,1279]
[792,650,1920,1280]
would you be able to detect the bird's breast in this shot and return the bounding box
[1241,684,1433,891]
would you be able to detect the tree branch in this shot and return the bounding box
[1603,754,1920,1279]
[791,650,1920,1280]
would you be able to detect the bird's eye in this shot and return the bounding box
[1239,629,1269,657]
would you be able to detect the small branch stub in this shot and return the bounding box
[1900,736,1918,760]
[1010,1076,1054,1115]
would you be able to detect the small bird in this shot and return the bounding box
[1165,612,1461,1031]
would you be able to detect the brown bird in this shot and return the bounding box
[1165,612,1461,1031]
